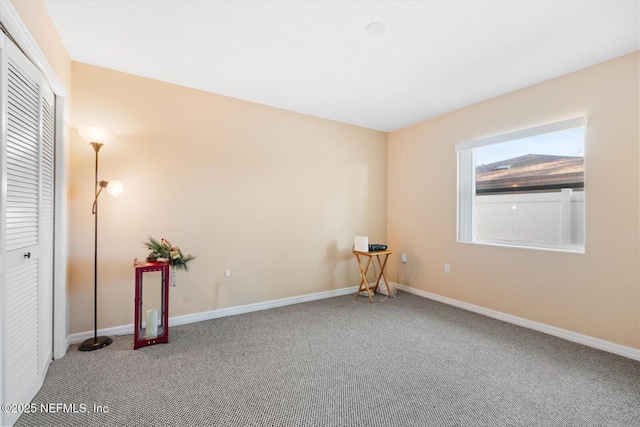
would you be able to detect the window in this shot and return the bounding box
[456,117,585,252]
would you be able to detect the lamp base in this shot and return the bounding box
[78,335,113,352]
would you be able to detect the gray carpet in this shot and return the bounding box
[15,291,640,426]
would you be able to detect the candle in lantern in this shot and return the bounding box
[146,308,158,339]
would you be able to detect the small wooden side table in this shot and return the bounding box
[133,261,170,349]
[352,250,394,303]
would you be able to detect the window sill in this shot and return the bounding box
[462,239,585,254]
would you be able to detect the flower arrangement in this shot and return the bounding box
[144,237,195,271]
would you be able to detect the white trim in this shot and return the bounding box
[69,286,359,344]
[66,282,640,361]
[397,284,640,362]
[456,149,475,242]
[469,239,585,253]
[0,33,6,427]
[454,116,585,152]
[52,101,68,359]
[0,2,66,96]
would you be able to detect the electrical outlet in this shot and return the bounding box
[444,264,451,274]
[225,269,231,277]
[401,253,407,263]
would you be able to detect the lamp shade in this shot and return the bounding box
[106,180,124,197]
[78,125,115,145]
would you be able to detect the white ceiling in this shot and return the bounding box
[42,1,639,132]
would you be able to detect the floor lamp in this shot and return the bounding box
[78,126,124,352]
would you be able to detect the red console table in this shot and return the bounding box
[133,261,170,349]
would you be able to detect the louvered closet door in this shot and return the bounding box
[0,34,54,427]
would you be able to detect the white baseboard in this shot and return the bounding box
[69,286,358,345]
[53,336,70,360]
[68,283,640,362]
[397,284,640,362]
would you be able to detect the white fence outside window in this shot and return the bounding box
[475,189,584,249]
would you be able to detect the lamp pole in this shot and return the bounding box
[78,141,113,351]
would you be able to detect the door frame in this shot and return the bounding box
[0,1,69,360]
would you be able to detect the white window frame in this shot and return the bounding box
[456,117,586,253]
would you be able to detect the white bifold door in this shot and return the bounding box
[0,33,55,427]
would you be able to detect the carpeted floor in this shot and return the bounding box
[15,291,640,426]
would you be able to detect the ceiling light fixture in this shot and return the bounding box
[365,22,385,35]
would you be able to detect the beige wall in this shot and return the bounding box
[69,62,387,334]
[387,52,640,350]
